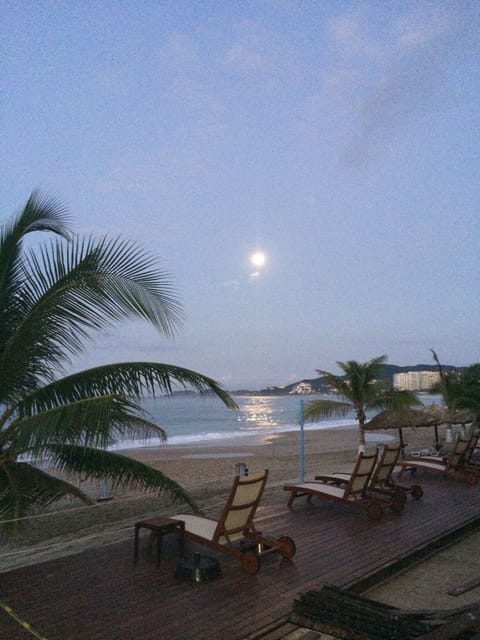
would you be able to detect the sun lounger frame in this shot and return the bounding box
[314,443,423,505]
[283,450,387,520]
[398,433,479,486]
[174,470,296,574]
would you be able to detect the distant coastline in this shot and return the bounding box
[166,363,462,398]
[231,362,462,396]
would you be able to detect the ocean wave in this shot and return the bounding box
[108,417,360,451]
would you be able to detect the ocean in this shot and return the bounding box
[110,393,440,451]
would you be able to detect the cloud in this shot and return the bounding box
[393,6,449,52]
[323,4,477,168]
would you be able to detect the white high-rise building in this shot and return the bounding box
[393,371,441,391]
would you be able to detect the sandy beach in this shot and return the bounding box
[0,423,443,572]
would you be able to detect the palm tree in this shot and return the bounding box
[0,192,237,530]
[430,349,462,413]
[304,355,420,452]
[431,349,480,426]
[454,363,480,426]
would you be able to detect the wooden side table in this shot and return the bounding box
[134,516,185,566]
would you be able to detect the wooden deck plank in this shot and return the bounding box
[1,472,480,640]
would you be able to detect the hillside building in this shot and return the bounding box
[288,382,313,395]
[393,371,441,391]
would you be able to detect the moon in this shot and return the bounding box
[251,252,266,267]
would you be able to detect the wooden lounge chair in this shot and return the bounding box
[465,430,480,462]
[398,433,479,486]
[465,431,480,474]
[283,449,388,520]
[314,443,423,504]
[173,469,296,574]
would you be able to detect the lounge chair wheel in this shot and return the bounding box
[366,501,383,521]
[278,536,296,559]
[411,485,423,499]
[393,487,407,504]
[466,471,478,486]
[241,550,260,575]
[390,498,404,514]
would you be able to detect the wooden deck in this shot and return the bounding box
[2,471,480,640]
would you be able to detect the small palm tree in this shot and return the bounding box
[430,349,461,411]
[431,349,480,426]
[454,363,480,426]
[0,192,237,530]
[304,355,420,452]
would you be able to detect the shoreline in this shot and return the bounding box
[108,418,361,452]
[118,421,391,455]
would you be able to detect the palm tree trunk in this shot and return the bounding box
[358,416,366,453]
[354,404,367,453]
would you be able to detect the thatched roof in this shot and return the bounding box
[414,404,474,426]
[365,409,418,431]
[365,405,474,431]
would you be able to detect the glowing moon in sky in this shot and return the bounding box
[251,252,266,267]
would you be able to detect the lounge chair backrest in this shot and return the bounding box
[345,450,378,498]
[213,470,268,545]
[465,431,479,463]
[370,444,401,488]
[447,436,471,470]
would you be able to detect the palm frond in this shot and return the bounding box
[4,395,166,454]
[430,349,463,410]
[20,362,238,415]
[0,461,92,527]
[0,233,184,398]
[94,235,183,333]
[431,348,443,377]
[47,444,198,511]
[315,370,351,397]
[0,191,70,298]
[303,399,352,421]
[363,380,389,405]
[445,363,480,425]
[370,389,421,412]
[0,192,71,396]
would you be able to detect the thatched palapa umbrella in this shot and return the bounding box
[365,405,474,457]
[365,409,418,456]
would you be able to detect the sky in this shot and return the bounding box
[2,1,479,390]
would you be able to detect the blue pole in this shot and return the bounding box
[300,399,305,483]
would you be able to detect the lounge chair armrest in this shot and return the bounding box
[314,473,349,485]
